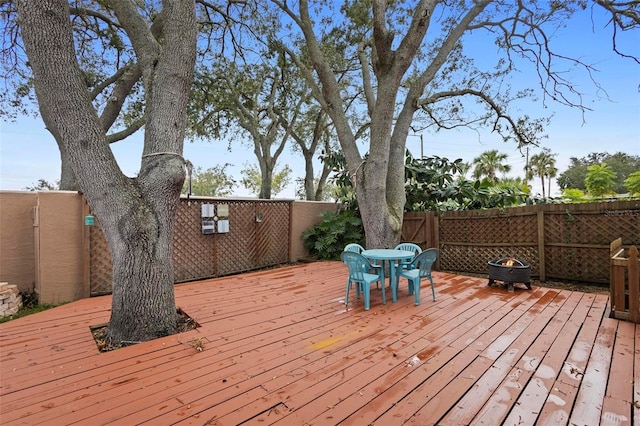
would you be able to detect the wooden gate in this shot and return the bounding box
[401,211,439,268]
[401,211,438,249]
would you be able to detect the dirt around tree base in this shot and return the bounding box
[91,308,199,353]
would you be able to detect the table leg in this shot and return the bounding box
[390,260,398,303]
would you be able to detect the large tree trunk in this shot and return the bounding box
[303,153,317,201]
[18,0,196,344]
[58,144,79,191]
[105,182,181,342]
[259,160,273,199]
[357,82,406,249]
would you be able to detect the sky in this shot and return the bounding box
[1,5,639,199]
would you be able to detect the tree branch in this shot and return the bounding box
[69,7,121,28]
[106,117,145,144]
[593,0,640,64]
[98,63,142,132]
[358,38,376,115]
[419,88,543,147]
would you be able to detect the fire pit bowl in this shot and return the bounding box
[488,258,532,292]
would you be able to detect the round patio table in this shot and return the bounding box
[361,249,414,303]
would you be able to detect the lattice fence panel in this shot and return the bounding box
[255,202,290,267]
[541,208,639,283]
[89,198,292,295]
[439,211,539,277]
[437,203,639,283]
[173,200,215,282]
[89,218,112,296]
[545,246,610,282]
[440,245,539,276]
[216,201,258,275]
[545,211,640,245]
[440,214,537,245]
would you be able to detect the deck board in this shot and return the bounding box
[502,292,596,425]
[0,261,637,425]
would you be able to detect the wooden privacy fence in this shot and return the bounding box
[402,200,640,284]
[402,211,440,269]
[610,238,640,323]
[87,199,638,296]
[87,197,291,296]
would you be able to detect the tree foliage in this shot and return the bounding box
[561,188,587,202]
[624,171,640,195]
[585,163,617,197]
[23,179,59,191]
[187,26,339,201]
[240,163,292,198]
[557,152,640,193]
[183,164,236,197]
[472,150,512,184]
[527,148,558,198]
[327,149,531,212]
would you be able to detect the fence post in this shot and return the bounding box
[537,210,545,282]
[82,197,91,298]
[610,237,623,316]
[629,246,639,323]
[432,212,440,270]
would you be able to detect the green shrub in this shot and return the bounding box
[561,188,586,202]
[302,209,365,260]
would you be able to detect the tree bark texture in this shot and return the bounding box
[18,0,197,344]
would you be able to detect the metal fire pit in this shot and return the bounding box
[488,258,532,292]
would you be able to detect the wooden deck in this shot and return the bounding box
[0,261,637,425]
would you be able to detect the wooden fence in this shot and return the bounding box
[88,199,638,296]
[87,197,293,296]
[610,238,640,323]
[402,200,640,284]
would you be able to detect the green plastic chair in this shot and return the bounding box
[341,251,385,310]
[396,248,438,305]
[344,243,365,254]
[394,242,423,272]
[345,243,382,288]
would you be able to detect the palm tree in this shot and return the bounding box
[526,148,557,198]
[472,150,511,184]
[546,163,558,197]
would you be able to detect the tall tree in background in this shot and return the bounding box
[624,171,640,196]
[585,163,617,197]
[240,163,292,198]
[527,148,558,198]
[270,1,638,249]
[183,164,236,197]
[285,106,337,201]
[16,0,197,345]
[558,152,640,193]
[188,40,338,201]
[472,150,512,184]
[23,179,59,191]
[189,58,297,199]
